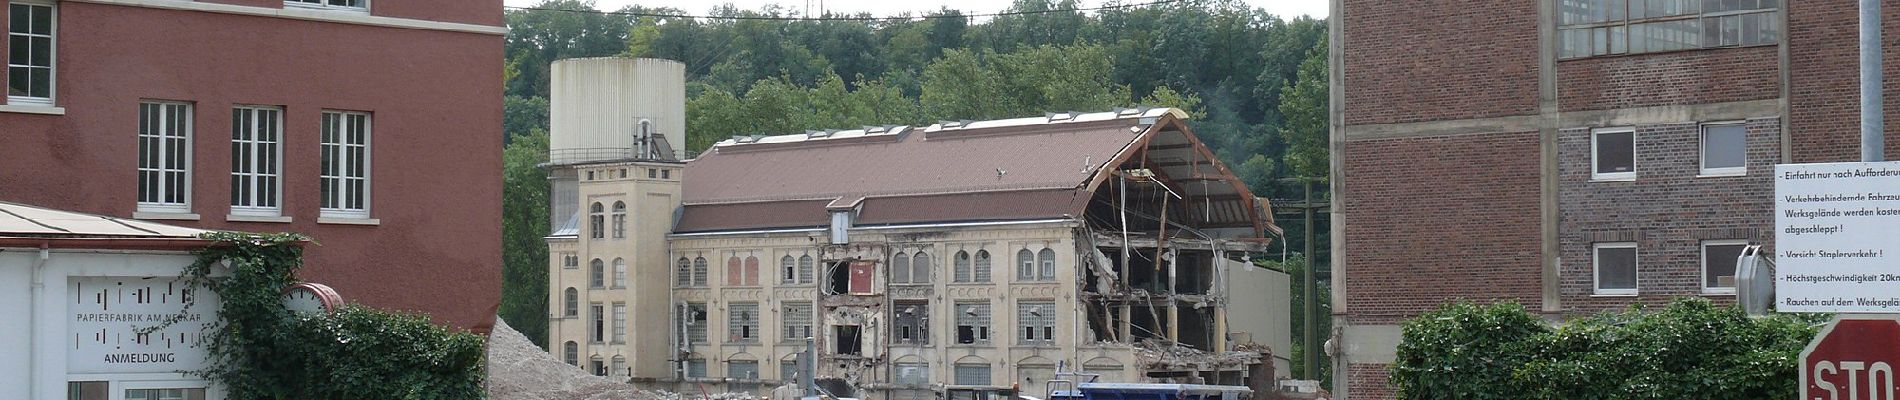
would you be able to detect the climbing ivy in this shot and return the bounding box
[158,231,486,399]
[1391,298,1823,400]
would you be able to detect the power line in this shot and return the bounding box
[502,0,1185,22]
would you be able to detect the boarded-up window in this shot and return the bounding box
[744,256,760,286]
[849,261,875,294]
[912,252,932,283]
[727,256,743,286]
[893,252,912,283]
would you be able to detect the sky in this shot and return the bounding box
[501,0,1329,19]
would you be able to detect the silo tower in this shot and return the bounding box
[544,57,686,234]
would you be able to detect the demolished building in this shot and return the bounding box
[540,60,1288,399]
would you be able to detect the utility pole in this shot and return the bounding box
[1274,177,1329,381]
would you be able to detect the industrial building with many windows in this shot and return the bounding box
[544,57,1291,400]
[1331,0,1900,398]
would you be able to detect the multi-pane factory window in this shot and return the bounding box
[611,302,627,343]
[563,288,578,317]
[693,257,709,286]
[1017,249,1035,281]
[893,300,930,345]
[730,360,761,393]
[729,302,760,343]
[678,302,708,344]
[286,0,364,9]
[686,359,708,378]
[974,250,992,282]
[611,201,626,238]
[955,251,973,282]
[1018,300,1057,345]
[782,255,797,284]
[563,341,578,366]
[782,302,813,340]
[612,258,627,288]
[676,257,692,287]
[229,106,282,216]
[319,111,371,218]
[1559,0,1778,59]
[589,202,604,239]
[955,301,991,344]
[894,362,930,385]
[953,363,992,386]
[590,303,605,343]
[780,360,799,382]
[137,101,192,213]
[1037,249,1057,280]
[590,259,605,288]
[7,1,53,102]
[798,255,815,284]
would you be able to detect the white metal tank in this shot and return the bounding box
[548,57,686,164]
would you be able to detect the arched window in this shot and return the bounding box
[676,257,692,287]
[974,250,993,282]
[798,255,814,284]
[588,202,604,239]
[693,257,709,286]
[611,201,627,238]
[612,258,627,288]
[1038,249,1057,281]
[590,259,605,288]
[563,341,579,366]
[744,256,760,286]
[781,255,797,284]
[892,252,911,283]
[564,287,579,317]
[955,251,973,282]
[1017,249,1035,281]
[611,355,627,377]
[911,252,931,284]
[727,256,743,286]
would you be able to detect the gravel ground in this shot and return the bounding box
[487,318,678,400]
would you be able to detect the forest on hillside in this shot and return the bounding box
[498,0,1333,382]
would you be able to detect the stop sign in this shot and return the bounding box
[1802,316,1900,400]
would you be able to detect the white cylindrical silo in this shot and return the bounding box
[548,57,687,164]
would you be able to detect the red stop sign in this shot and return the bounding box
[1802,317,1900,400]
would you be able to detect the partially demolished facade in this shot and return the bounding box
[550,107,1288,400]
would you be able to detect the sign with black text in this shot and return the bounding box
[1775,162,1900,313]
[67,276,217,374]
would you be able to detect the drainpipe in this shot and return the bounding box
[28,246,49,400]
[1864,0,1885,162]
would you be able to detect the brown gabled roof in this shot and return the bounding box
[674,108,1272,234]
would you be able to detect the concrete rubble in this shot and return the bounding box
[487,318,759,400]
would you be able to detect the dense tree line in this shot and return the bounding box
[498,0,1333,381]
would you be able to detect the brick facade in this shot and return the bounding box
[1556,118,1780,314]
[1341,132,1545,325]
[1341,0,1539,125]
[1557,47,1780,112]
[1788,1,1900,163]
[1344,364,1396,399]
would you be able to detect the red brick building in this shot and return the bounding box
[1332,1,1900,397]
[0,0,504,330]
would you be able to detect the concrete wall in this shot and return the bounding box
[1224,259,1291,378]
[547,160,684,379]
[0,2,504,330]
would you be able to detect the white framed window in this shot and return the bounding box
[611,201,627,238]
[1037,248,1057,280]
[1593,242,1638,296]
[1017,300,1056,345]
[612,258,627,288]
[1701,240,1748,294]
[319,111,371,219]
[7,0,54,105]
[563,253,579,269]
[611,302,627,343]
[1591,127,1636,181]
[285,0,365,10]
[121,383,209,400]
[230,106,283,217]
[138,101,193,214]
[1699,122,1747,176]
[1016,249,1035,281]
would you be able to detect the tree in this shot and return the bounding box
[1279,38,1328,178]
[499,129,551,345]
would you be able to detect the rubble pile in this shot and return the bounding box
[1131,339,1264,370]
[488,318,747,400]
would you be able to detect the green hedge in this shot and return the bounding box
[157,232,486,399]
[1391,298,1822,400]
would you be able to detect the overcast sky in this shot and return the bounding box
[503,0,1329,19]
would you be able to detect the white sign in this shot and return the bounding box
[1775,162,1900,313]
[67,276,218,374]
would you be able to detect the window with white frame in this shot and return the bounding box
[612,258,626,288]
[319,111,371,218]
[611,302,627,343]
[138,101,193,213]
[611,201,627,238]
[955,300,991,344]
[7,1,54,104]
[1018,300,1056,345]
[286,0,365,10]
[590,302,605,343]
[1017,249,1035,281]
[1592,128,1636,181]
[1702,240,1748,294]
[782,301,813,340]
[1594,242,1638,295]
[589,202,605,239]
[1037,249,1057,280]
[1700,122,1747,176]
[125,387,207,400]
[230,106,283,216]
[729,302,759,343]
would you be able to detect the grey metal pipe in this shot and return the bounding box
[1865,0,1886,162]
